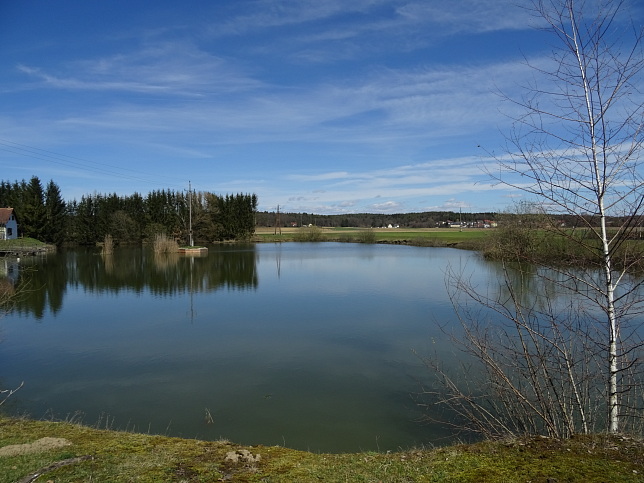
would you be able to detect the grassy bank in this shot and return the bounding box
[0,237,52,249]
[253,227,489,249]
[0,238,56,260]
[0,417,642,482]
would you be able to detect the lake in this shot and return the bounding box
[1,243,506,452]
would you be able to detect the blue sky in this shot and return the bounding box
[1,1,640,214]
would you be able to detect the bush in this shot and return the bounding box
[356,229,376,244]
[294,225,324,242]
[153,233,178,253]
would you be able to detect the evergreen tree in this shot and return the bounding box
[71,195,97,245]
[125,192,146,240]
[215,193,257,240]
[109,210,139,244]
[44,179,67,245]
[21,176,46,239]
[1,177,258,246]
[0,181,13,207]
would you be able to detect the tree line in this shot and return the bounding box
[0,176,258,246]
[255,209,634,231]
[255,210,499,228]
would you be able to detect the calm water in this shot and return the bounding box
[1,243,498,452]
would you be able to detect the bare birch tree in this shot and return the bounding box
[421,0,644,439]
[494,0,644,434]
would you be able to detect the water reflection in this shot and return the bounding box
[1,244,495,452]
[8,246,259,318]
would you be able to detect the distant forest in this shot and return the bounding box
[256,209,637,231]
[2,176,635,247]
[255,210,497,228]
[0,176,257,246]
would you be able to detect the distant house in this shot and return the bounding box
[0,208,18,240]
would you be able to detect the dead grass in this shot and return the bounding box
[1,417,643,482]
[0,436,72,457]
[153,233,179,253]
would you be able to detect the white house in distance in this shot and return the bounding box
[0,208,18,240]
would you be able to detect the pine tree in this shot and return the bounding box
[44,179,67,245]
[21,176,46,240]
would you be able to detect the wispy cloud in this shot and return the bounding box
[268,155,504,212]
[20,56,530,148]
[215,0,535,51]
[197,0,538,68]
[1,0,568,213]
[289,172,352,182]
[17,41,262,96]
[214,0,393,35]
[426,198,473,211]
[395,1,536,34]
[367,200,404,212]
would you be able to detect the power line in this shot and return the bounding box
[0,137,198,191]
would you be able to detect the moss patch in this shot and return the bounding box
[1,417,642,482]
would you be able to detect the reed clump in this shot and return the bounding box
[101,234,114,255]
[153,234,179,254]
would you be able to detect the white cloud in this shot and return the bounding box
[368,200,403,211]
[17,41,263,96]
[427,198,472,211]
[396,1,536,34]
[2,0,574,214]
[17,54,532,153]
[213,0,394,35]
[288,172,351,182]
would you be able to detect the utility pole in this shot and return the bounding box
[274,205,282,235]
[188,181,194,247]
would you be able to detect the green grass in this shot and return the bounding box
[0,417,642,482]
[0,237,49,248]
[254,227,490,248]
[482,226,644,270]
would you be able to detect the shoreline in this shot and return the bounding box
[1,417,642,482]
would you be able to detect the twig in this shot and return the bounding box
[17,455,94,483]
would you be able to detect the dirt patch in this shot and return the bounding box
[0,437,72,457]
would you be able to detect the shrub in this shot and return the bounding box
[153,233,178,253]
[356,229,376,244]
[294,225,324,242]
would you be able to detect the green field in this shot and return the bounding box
[253,226,490,247]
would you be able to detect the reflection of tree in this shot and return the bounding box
[11,254,68,319]
[0,259,18,306]
[488,261,564,312]
[150,247,259,294]
[423,256,644,439]
[8,247,258,318]
[0,268,23,407]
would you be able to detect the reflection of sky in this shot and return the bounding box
[1,244,491,451]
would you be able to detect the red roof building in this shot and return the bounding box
[0,208,18,240]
